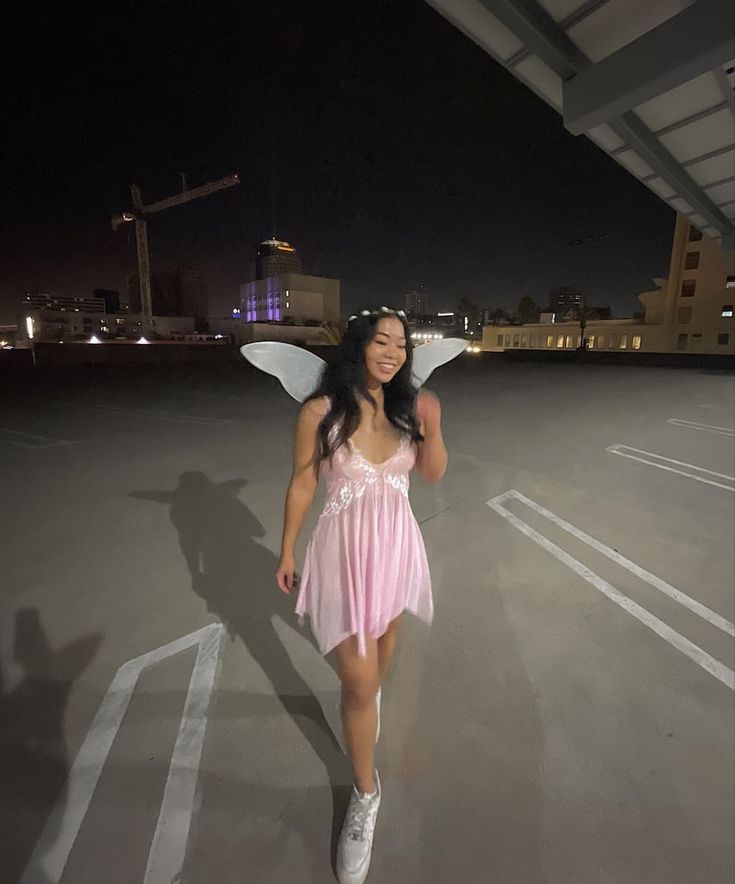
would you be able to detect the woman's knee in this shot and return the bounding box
[341,677,380,707]
[380,614,403,641]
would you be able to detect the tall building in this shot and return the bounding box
[255,238,302,279]
[548,287,582,318]
[240,236,339,327]
[127,267,208,323]
[657,215,735,353]
[23,292,106,313]
[92,289,121,314]
[178,267,208,323]
[405,288,429,320]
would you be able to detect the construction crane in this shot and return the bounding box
[112,173,240,318]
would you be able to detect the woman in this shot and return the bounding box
[276,305,447,884]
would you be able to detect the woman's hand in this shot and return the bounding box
[416,390,442,437]
[276,553,299,594]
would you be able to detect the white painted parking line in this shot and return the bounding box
[0,427,74,449]
[606,444,735,492]
[487,491,735,691]
[667,418,735,437]
[20,623,224,884]
[491,490,734,637]
[84,404,233,426]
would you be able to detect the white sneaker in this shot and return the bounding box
[337,770,381,884]
[375,687,381,745]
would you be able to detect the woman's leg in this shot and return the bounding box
[335,635,380,794]
[377,613,402,683]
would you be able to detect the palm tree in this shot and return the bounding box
[517,297,539,324]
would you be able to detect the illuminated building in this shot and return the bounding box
[255,238,302,279]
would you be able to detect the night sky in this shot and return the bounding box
[2,0,676,325]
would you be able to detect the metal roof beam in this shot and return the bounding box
[429,0,735,243]
[563,0,735,136]
[609,112,734,237]
[477,0,586,79]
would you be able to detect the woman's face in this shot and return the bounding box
[363,317,407,387]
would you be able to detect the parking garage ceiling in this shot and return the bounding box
[426,0,735,250]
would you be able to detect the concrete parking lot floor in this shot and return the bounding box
[1,358,733,883]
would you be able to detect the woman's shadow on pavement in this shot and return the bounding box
[130,471,351,868]
[1,608,102,884]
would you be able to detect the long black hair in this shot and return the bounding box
[305,306,423,463]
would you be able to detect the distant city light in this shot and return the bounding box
[25,316,34,339]
[89,335,102,344]
[437,312,454,316]
[232,308,241,318]
[137,336,149,344]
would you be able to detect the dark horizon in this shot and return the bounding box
[2,0,675,326]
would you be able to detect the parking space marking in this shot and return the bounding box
[487,491,734,691]
[606,444,735,492]
[490,490,734,636]
[83,405,233,426]
[667,418,735,437]
[0,427,74,449]
[20,623,224,884]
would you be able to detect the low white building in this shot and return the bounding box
[16,308,195,344]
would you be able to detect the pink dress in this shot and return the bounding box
[295,425,433,658]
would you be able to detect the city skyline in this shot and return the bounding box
[2,0,675,325]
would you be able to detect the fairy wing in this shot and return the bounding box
[240,342,326,403]
[411,338,468,388]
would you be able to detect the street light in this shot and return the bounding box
[569,233,606,360]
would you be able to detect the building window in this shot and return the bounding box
[564,335,573,348]
[497,334,503,347]
[684,251,700,270]
[529,334,537,347]
[631,335,641,350]
[676,333,688,351]
[620,334,628,349]
[505,335,511,347]
[726,276,735,289]
[588,335,595,349]
[556,334,564,348]
[546,335,554,348]
[521,334,528,347]
[677,306,692,324]
[718,333,730,345]
[681,279,696,297]
[688,226,703,242]
[597,335,606,349]
[722,305,734,318]
[513,335,520,347]
[610,334,619,349]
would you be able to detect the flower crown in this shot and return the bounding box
[347,306,407,323]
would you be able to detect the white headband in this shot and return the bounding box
[348,306,407,323]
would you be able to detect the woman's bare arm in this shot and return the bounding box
[414,390,447,483]
[279,398,325,558]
